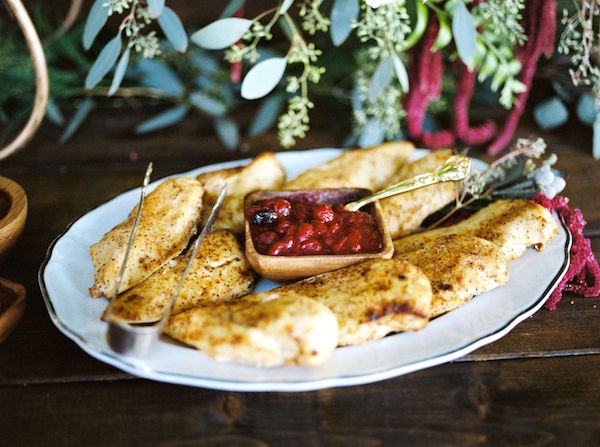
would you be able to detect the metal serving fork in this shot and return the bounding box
[105,164,227,357]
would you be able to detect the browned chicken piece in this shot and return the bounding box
[165,295,338,367]
[283,141,415,191]
[165,257,431,365]
[104,230,255,323]
[196,152,285,234]
[381,149,458,239]
[393,199,559,262]
[89,177,204,298]
[254,258,432,346]
[395,235,509,317]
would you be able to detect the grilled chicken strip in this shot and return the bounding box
[381,149,458,239]
[393,199,559,262]
[165,295,338,367]
[196,152,285,234]
[395,235,509,317]
[273,258,432,346]
[165,257,431,366]
[283,141,414,191]
[104,230,255,323]
[89,177,204,298]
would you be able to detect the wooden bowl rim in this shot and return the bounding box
[0,176,27,229]
[0,276,26,344]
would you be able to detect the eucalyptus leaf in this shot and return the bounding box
[391,54,409,92]
[82,0,108,50]
[46,100,65,126]
[220,0,246,18]
[330,0,359,47]
[248,94,285,136]
[342,132,358,147]
[351,84,362,112]
[452,2,477,68]
[576,93,597,126]
[241,57,287,100]
[136,59,184,96]
[158,7,188,52]
[59,98,94,143]
[189,91,227,116]
[490,64,509,92]
[213,117,240,151]
[190,49,220,74]
[533,96,568,130]
[433,12,452,50]
[400,0,428,51]
[423,113,439,133]
[147,0,165,18]
[368,56,394,103]
[280,0,295,14]
[358,119,384,147]
[278,17,294,41]
[135,105,189,134]
[477,52,498,82]
[191,18,252,50]
[473,38,487,67]
[85,35,122,89]
[108,48,130,96]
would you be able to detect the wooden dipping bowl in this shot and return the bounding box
[245,189,394,282]
[0,176,27,343]
[0,277,26,343]
[0,176,27,260]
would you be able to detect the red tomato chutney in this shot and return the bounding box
[246,191,383,256]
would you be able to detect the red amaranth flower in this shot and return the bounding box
[405,16,456,148]
[488,0,557,155]
[533,193,600,310]
[453,62,496,145]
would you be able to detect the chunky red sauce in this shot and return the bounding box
[247,195,383,256]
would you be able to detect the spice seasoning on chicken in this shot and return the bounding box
[247,196,383,256]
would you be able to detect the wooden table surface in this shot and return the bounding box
[1,110,599,446]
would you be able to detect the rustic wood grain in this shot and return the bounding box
[2,355,600,446]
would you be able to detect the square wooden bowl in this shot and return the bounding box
[244,189,394,282]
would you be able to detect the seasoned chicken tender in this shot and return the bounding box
[283,141,414,191]
[258,258,432,346]
[197,152,285,234]
[89,177,204,298]
[393,199,559,261]
[165,295,338,367]
[104,230,255,323]
[381,149,458,239]
[395,235,509,317]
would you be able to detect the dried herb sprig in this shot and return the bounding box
[427,138,560,229]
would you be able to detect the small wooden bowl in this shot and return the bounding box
[0,176,27,261]
[0,277,26,344]
[245,189,394,282]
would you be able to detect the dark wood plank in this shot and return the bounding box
[2,355,600,446]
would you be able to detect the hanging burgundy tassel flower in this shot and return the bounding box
[453,62,496,145]
[488,0,557,155]
[405,16,456,148]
